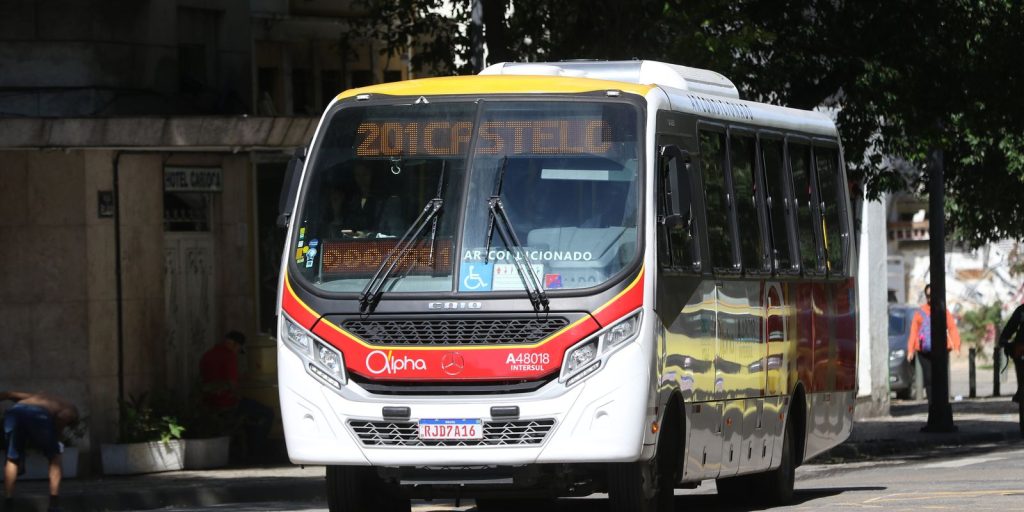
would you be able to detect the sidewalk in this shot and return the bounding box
[6,397,1023,512]
[824,396,1024,461]
[5,465,326,512]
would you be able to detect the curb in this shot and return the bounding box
[821,429,1024,461]
[11,474,326,512]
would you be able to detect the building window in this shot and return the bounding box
[321,70,341,108]
[177,7,221,94]
[292,68,312,115]
[258,67,278,116]
[164,193,211,232]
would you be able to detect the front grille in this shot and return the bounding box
[349,374,555,395]
[349,419,556,447]
[341,318,570,346]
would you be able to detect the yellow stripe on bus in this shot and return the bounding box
[336,75,655,101]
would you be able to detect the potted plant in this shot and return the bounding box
[181,401,235,470]
[101,393,186,475]
[0,414,87,480]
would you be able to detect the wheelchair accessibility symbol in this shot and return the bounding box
[459,262,493,292]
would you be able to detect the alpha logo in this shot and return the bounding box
[427,301,483,310]
[440,352,466,376]
[365,350,427,375]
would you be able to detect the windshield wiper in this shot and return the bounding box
[359,167,445,313]
[484,157,549,312]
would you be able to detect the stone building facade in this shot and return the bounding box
[0,0,410,470]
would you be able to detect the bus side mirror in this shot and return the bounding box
[659,144,692,228]
[277,146,306,228]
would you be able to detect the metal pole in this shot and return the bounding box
[994,348,1002,397]
[969,348,976,398]
[923,147,957,432]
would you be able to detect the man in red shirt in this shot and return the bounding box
[200,331,244,409]
[199,331,273,461]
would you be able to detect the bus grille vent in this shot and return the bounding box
[341,318,570,345]
[348,419,556,447]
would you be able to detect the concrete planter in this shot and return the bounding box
[0,447,79,480]
[101,440,184,475]
[183,436,230,469]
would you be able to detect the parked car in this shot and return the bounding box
[889,304,920,399]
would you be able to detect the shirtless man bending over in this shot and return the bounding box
[2,391,79,512]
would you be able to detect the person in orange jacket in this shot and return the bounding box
[906,284,962,401]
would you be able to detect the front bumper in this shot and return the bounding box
[279,340,651,466]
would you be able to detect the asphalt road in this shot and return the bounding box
[158,443,1024,511]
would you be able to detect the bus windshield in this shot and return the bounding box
[291,99,640,295]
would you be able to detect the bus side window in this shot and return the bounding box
[814,145,846,276]
[788,141,824,275]
[699,129,738,273]
[728,133,769,274]
[760,138,796,272]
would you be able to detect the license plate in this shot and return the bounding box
[418,419,483,440]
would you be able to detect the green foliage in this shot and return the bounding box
[960,301,1005,359]
[358,0,1024,247]
[118,393,185,444]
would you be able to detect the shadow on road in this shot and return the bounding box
[452,485,888,512]
[672,486,888,511]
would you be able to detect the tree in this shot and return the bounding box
[360,0,1024,247]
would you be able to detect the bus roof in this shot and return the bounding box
[334,61,838,138]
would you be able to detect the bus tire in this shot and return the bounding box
[326,465,411,512]
[752,415,796,505]
[606,420,677,511]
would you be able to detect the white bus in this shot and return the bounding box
[276,60,858,511]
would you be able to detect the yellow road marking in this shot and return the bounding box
[864,490,1024,503]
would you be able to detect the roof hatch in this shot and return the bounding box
[480,60,740,99]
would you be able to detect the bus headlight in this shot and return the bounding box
[600,310,642,352]
[280,314,347,387]
[560,310,642,385]
[281,315,314,357]
[563,339,599,376]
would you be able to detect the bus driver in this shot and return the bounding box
[329,162,403,238]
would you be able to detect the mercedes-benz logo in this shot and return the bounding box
[440,352,465,376]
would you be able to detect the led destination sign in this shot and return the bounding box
[355,119,614,157]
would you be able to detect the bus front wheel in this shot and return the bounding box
[606,421,677,511]
[325,465,410,512]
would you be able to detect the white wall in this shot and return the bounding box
[857,193,890,417]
